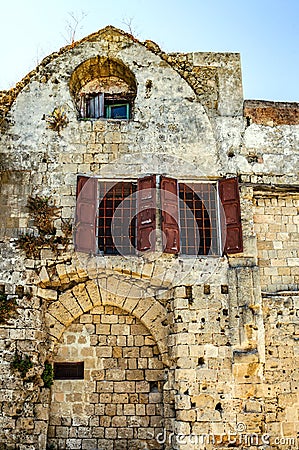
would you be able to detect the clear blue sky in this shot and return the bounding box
[1,0,298,101]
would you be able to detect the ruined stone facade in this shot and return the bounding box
[0,26,298,450]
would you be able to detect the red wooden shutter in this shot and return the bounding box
[218,177,243,254]
[75,176,98,254]
[161,176,180,254]
[137,175,156,252]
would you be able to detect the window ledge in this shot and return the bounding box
[78,117,131,123]
[95,252,222,259]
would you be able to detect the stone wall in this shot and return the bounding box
[0,171,31,236]
[244,100,299,126]
[263,293,299,444]
[254,192,299,293]
[0,25,298,450]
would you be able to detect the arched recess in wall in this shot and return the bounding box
[69,56,137,120]
[44,278,171,367]
[47,305,166,449]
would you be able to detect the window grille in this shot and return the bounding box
[98,181,137,255]
[179,183,219,255]
[75,176,242,256]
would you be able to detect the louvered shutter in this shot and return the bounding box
[75,176,98,254]
[161,176,180,254]
[218,177,243,254]
[137,175,156,252]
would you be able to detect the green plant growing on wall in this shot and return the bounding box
[11,351,33,378]
[17,195,72,258]
[0,292,17,324]
[41,361,54,388]
[46,443,56,450]
[45,107,68,134]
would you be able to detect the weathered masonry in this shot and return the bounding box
[0,26,298,450]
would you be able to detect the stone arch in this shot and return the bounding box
[47,304,166,450]
[44,278,171,366]
[70,56,137,96]
[69,56,137,116]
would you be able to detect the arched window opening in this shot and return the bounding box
[70,57,137,120]
[79,76,135,119]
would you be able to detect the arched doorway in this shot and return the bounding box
[47,305,165,449]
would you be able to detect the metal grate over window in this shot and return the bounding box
[75,176,242,256]
[98,181,137,255]
[178,183,220,255]
[95,179,221,256]
[54,362,84,380]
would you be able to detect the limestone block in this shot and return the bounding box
[123,296,140,312]
[85,280,102,306]
[174,345,191,358]
[174,421,191,435]
[76,266,89,279]
[16,417,34,429]
[174,286,186,298]
[175,369,196,382]
[38,266,50,285]
[115,280,132,300]
[175,394,191,410]
[176,409,196,422]
[126,284,148,303]
[233,362,261,383]
[141,302,166,324]
[65,439,82,449]
[114,381,136,393]
[47,300,74,327]
[40,248,56,261]
[59,291,82,318]
[141,262,155,279]
[203,344,219,358]
[244,400,263,413]
[278,393,298,407]
[72,283,93,312]
[233,349,259,363]
[173,298,189,309]
[37,287,57,301]
[101,291,124,311]
[56,264,71,283]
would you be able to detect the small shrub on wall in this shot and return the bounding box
[17,195,71,258]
